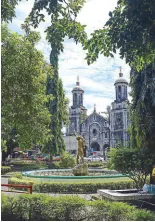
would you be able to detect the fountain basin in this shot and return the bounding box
[22,169,127,179]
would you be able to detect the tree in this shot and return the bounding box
[1,24,52,151]
[27,0,87,162]
[108,147,155,189]
[85,0,155,70]
[1,0,24,22]
[130,64,155,151]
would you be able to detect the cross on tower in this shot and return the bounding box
[76,75,80,86]
[94,104,96,112]
[119,66,123,77]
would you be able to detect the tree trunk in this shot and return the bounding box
[49,153,53,169]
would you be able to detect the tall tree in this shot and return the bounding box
[1,24,52,151]
[28,0,87,161]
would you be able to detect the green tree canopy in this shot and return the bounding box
[85,0,155,71]
[108,147,155,188]
[2,24,53,149]
[1,0,23,22]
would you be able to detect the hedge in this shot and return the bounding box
[1,166,12,175]
[10,160,47,171]
[9,177,135,193]
[88,161,103,167]
[1,194,154,221]
[88,161,108,168]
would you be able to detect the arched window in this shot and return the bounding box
[92,128,97,136]
[118,86,121,98]
[82,123,85,129]
[93,115,96,121]
[74,93,77,102]
[105,132,108,138]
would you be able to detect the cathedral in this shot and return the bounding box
[66,69,129,156]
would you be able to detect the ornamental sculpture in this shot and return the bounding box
[76,135,85,164]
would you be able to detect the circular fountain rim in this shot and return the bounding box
[22,169,127,179]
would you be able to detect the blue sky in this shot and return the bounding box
[9,0,131,115]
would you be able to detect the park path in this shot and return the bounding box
[1,177,8,191]
[1,176,95,200]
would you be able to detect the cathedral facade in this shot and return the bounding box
[66,70,129,156]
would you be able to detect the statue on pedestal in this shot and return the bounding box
[72,133,88,176]
[76,135,85,164]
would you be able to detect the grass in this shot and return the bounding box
[23,176,131,183]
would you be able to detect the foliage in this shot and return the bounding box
[130,64,155,152]
[1,24,52,149]
[9,177,135,193]
[1,0,22,22]
[49,161,61,169]
[1,166,12,175]
[129,209,155,221]
[10,160,47,171]
[85,0,155,70]
[2,194,154,221]
[129,63,155,183]
[1,139,7,153]
[44,75,69,157]
[108,147,154,188]
[88,161,103,168]
[2,129,18,161]
[26,0,87,159]
[5,171,23,179]
[59,152,76,168]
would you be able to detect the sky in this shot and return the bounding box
[9,0,131,116]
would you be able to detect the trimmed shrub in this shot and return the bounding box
[10,160,47,171]
[88,161,103,167]
[50,162,61,169]
[1,194,154,221]
[88,161,108,168]
[1,166,12,175]
[9,177,135,193]
[59,152,75,168]
[128,209,155,221]
[6,171,23,179]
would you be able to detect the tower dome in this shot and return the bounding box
[114,67,128,86]
[72,76,84,92]
[72,76,84,108]
[114,67,128,102]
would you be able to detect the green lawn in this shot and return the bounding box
[23,176,131,183]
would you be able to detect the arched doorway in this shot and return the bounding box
[91,142,100,151]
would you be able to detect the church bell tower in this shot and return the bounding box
[66,76,87,135]
[110,67,129,147]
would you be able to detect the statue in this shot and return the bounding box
[72,134,88,176]
[76,135,85,164]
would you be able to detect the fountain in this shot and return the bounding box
[22,135,127,180]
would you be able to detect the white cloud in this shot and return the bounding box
[9,0,131,113]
